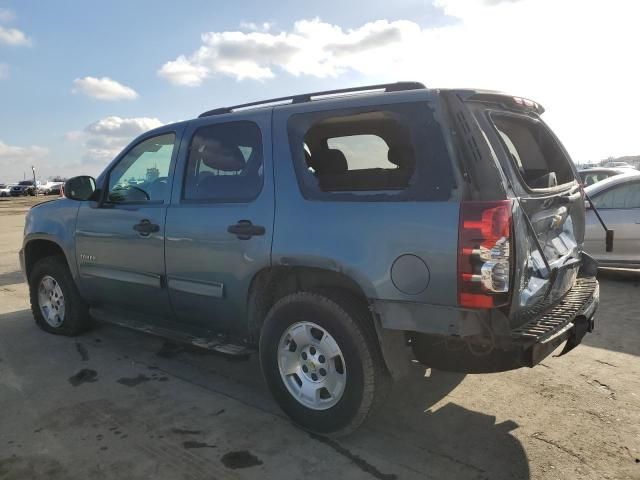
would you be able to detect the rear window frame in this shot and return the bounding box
[286,101,456,202]
[485,109,577,194]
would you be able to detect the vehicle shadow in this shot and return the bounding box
[345,365,530,480]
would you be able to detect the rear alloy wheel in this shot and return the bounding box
[260,291,388,436]
[29,256,91,336]
[278,321,347,410]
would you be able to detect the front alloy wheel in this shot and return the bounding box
[37,275,66,328]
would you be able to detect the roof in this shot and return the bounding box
[198,81,427,118]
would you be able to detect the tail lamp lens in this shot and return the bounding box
[458,200,513,308]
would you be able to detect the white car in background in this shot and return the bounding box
[37,182,64,195]
[584,172,640,268]
[0,184,14,197]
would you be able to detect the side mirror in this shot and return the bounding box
[64,176,96,201]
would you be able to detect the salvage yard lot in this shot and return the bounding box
[0,196,638,480]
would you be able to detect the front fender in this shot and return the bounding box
[23,199,81,279]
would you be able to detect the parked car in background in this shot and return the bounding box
[603,161,636,169]
[10,181,37,196]
[38,182,63,195]
[579,167,640,186]
[584,172,640,268]
[580,163,598,169]
[21,83,600,436]
[0,184,14,197]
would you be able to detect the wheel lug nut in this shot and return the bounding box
[319,368,326,376]
[309,346,316,355]
[302,365,308,373]
[318,355,325,363]
[301,352,307,360]
[311,373,318,381]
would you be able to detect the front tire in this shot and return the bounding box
[29,256,91,336]
[259,291,388,437]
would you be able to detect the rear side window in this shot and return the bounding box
[183,121,263,202]
[491,114,574,189]
[591,182,640,209]
[287,102,454,201]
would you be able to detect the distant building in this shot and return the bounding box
[146,167,160,182]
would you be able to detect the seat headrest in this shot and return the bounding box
[314,149,348,175]
[192,138,246,172]
[387,145,415,169]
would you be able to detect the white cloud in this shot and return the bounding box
[161,1,640,161]
[0,25,31,46]
[66,116,164,165]
[85,116,163,137]
[157,55,209,86]
[72,76,139,101]
[0,8,15,23]
[0,141,48,161]
[158,18,415,83]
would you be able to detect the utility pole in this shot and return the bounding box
[32,166,37,196]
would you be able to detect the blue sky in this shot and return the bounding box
[0,0,638,181]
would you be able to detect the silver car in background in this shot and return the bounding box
[579,167,639,187]
[585,172,640,268]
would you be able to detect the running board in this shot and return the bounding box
[90,307,255,358]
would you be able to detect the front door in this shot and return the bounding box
[75,130,181,319]
[165,113,274,335]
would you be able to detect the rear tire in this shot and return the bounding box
[259,291,388,437]
[29,256,91,336]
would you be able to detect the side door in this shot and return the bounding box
[584,179,640,265]
[75,129,182,319]
[165,112,273,335]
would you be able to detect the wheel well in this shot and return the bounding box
[24,240,66,280]
[247,267,371,342]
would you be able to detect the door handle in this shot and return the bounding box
[133,219,160,236]
[227,220,265,240]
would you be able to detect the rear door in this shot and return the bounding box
[164,111,273,335]
[585,178,640,265]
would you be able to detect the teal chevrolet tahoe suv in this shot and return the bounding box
[21,82,600,436]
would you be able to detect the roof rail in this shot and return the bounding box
[198,81,426,118]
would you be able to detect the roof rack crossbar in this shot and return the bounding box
[198,81,426,118]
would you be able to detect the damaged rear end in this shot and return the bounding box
[411,90,599,373]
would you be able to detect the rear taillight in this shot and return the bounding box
[458,200,513,309]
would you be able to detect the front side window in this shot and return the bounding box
[592,182,640,209]
[492,114,574,189]
[107,133,176,203]
[288,102,454,201]
[183,121,263,202]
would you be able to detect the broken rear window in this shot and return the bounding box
[491,114,574,190]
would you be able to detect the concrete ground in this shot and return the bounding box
[0,196,638,480]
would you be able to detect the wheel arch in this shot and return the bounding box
[24,238,72,281]
[247,266,415,380]
[247,266,371,341]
